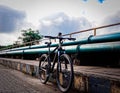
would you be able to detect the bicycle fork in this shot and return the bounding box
[58,51,61,72]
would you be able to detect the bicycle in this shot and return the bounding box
[39,33,76,92]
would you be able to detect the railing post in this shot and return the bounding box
[94,28,96,36]
[54,39,56,42]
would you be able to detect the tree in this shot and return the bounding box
[0,45,6,49]
[19,28,43,45]
[0,45,13,50]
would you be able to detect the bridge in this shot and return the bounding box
[0,23,120,93]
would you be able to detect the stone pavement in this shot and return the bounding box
[0,64,62,93]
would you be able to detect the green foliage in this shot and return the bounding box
[0,45,6,49]
[20,28,43,45]
[0,45,13,50]
[0,28,42,50]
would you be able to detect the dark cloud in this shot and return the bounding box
[103,11,120,24]
[39,13,92,36]
[0,5,26,33]
[100,11,120,34]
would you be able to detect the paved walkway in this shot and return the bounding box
[0,64,62,93]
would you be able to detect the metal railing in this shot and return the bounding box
[0,22,120,50]
[62,22,120,37]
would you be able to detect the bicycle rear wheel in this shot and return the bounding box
[39,54,49,84]
[56,54,74,93]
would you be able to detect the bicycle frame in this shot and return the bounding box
[47,40,64,73]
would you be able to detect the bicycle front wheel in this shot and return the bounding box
[56,54,74,93]
[39,54,49,84]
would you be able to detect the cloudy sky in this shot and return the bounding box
[0,0,120,45]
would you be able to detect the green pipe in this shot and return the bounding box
[30,38,88,49]
[24,45,78,54]
[29,32,120,49]
[79,41,120,53]
[89,32,120,43]
[7,50,23,55]
[1,41,120,55]
[24,41,120,54]
[24,48,52,54]
[64,45,78,53]
[11,46,30,51]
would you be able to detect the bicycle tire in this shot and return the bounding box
[39,54,49,84]
[56,54,74,93]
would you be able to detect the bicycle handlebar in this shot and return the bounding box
[44,36,76,41]
[44,36,58,39]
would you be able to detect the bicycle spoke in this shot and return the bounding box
[56,54,74,92]
[39,54,49,84]
[39,67,46,71]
